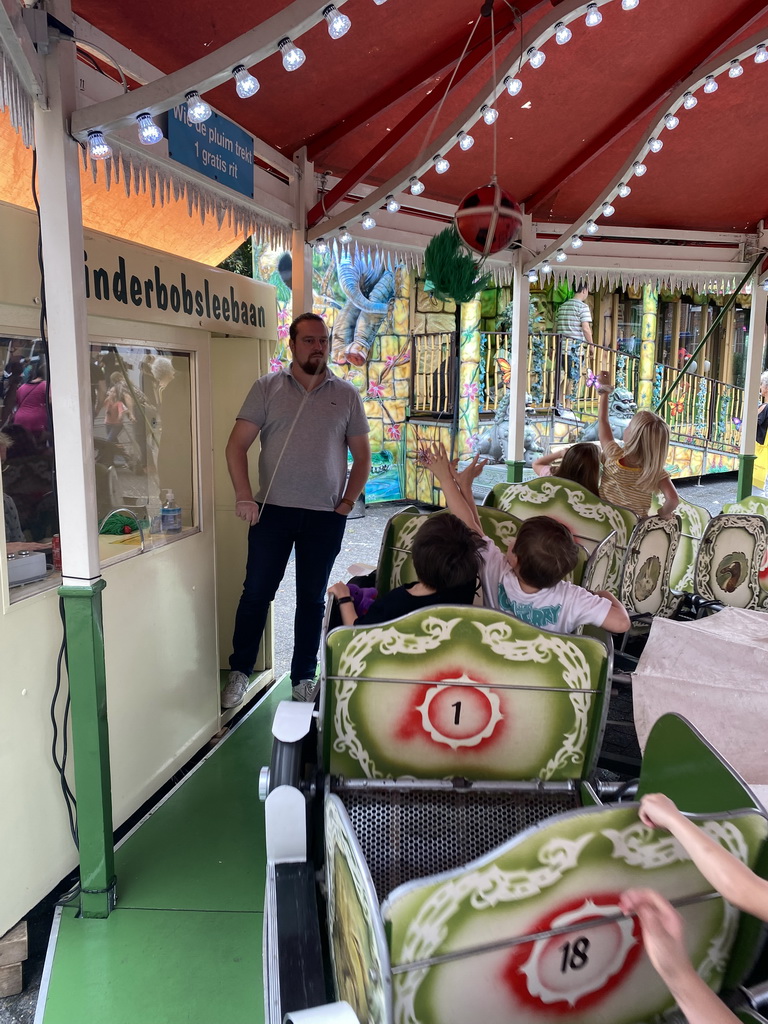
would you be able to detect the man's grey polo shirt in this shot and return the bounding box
[236,365,369,511]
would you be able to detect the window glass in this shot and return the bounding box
[90,343,196,553]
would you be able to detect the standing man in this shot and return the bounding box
[221,312,371,707]
[555,282,594,410]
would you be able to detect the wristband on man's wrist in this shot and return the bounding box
[339,496,355,508]
[337,595,353,605]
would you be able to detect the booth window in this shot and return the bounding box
[1,335,58,598]
[91,343,197,561]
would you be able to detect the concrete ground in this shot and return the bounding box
[0,472,750,1023]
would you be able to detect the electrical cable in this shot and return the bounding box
[72,38,128,93]
[30,148,79,851]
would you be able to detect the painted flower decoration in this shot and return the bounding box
[385,354,398,368]
[586,370,599,388]
[368,381,386,398]
[461,381,480,400]
[386,423,402,441]
[732,417,743,430]
[467,433,482,451]
[269,358,283,373]
[416,446,433,468]
[670,401,684,416]
[277,307,291,340]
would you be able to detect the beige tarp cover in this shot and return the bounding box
[633,608,768,786]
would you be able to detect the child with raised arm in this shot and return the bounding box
[621,792,768,1024]
[328,512,482,626]
[532,441,601,495]
[428,442,630,634]
[596,369,679,518]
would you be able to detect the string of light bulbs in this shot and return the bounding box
[323,0,647,243]
[527,33,768,281]
[85,0,388,161]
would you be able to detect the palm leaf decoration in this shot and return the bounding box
[424,226,492,304]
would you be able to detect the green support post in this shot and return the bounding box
[59,580,116,918]
[737,454,756,501]
[506,460,525,483]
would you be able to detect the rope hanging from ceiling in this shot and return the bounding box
[81,138,291,250]
[0,41,34,148]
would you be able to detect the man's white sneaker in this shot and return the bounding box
[221,670,249,709]
[292,678,319,703]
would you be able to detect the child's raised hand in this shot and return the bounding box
[457,453,487,486]
[426,442,453,480]
[597,370,613,389]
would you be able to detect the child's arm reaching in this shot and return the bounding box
[596,370,615,449]
[428,443,484,536]
[327,582,358,626]
[531,450,561,477]
[593,590,631,633]
[619,889,739,1024]
[657,476,679,519]
[638,793,768,919]
[454,453,486,532]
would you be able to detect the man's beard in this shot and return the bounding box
[295,352,327,375]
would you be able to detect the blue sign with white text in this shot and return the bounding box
[168,105,254,199]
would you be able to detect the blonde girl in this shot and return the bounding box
[596,370,679,518]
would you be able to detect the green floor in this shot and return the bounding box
[38,679,289,1024]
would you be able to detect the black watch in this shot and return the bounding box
[337,596,353,605]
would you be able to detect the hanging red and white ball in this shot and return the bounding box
[454,182,523,256]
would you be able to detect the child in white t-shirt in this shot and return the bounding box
[428,443,630,634]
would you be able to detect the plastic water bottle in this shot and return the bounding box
[161,490,182,533]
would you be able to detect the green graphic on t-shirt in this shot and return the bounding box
[498,585,561,628]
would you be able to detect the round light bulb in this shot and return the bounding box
[527,270,539,283]
[621,0,639,8]
[762,278,768,293]
[372,0,387,4]
[385,194,400,213]
[339,226,352,243]
[601,201,615,217]
[361,212,376,230]
[755,44,768,64]
[585,3,602,27]
[527,46,546,69]
[648,136,663,152]
[433,155,450,174]
[481,104,498,124]
[571,235,583,249]
[409,176,425,196]
[664,112,679,130]
[504,76,523,96]
[728,59,744,78]
[632,161,647,176]
[586,220,599,234]
[315,237,329,254]
[136,112,163,145]
[278,37,306,72]
[617,182,631,197]
[540,260,552,273]
[322,5,351,39]
[457,130,474,151]
[185,91,212,123]
[87,130,112,161]
[682,91,697,109]
[703,75,718,94]
[555,249,568,262]
[232,65,260,98]
[554,21,572,44]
